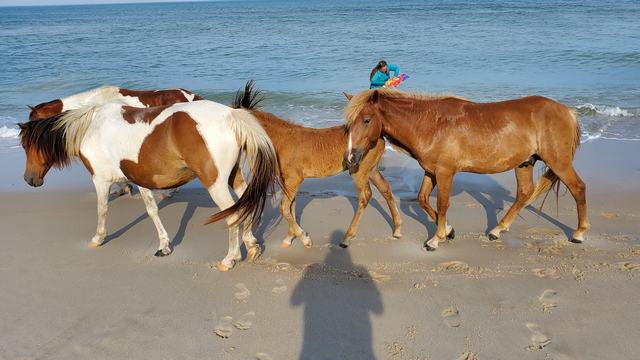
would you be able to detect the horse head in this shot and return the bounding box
[343,90,384,169]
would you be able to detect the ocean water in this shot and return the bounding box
[1,0,639,153]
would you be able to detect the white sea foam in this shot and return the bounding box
[0,126,19,139]
[576,103,634,117]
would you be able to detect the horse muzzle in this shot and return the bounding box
[24,174,43,187]
[344,149,364,169]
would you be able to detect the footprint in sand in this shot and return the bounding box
[532,268,560,279]
[525,323,551,350]
[234,283,251,301]
[457,351,478,360]
[213,316,233,338]
[538,289,559,313]
[234,311,255,330]
[255,353,273,360]
[272,279,288,294]
[618,262,640,271]
[437,261,470,273]
[441,305,461,328]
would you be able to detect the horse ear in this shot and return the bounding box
[343,92,353,100]
[18,123,27,130]
[369,90,379,104]
[27,105,35,111]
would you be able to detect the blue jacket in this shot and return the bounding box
[370,64,400,89]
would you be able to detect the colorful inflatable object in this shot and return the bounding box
[383,73,410,89]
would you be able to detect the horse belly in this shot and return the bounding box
[120,157,194,189]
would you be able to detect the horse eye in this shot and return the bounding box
[364,117,371,124]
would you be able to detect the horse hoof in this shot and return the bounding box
[570,237,584,244]
[424,243,437,252]
[392,230,402,239]
[88,242,101,248]
[488,233,499,241]
[247,245,262,262]
[339,242,349,248]
[281,241,291,249]
[217,261,234,272]
[154,248,172,257]
[447,228,456,240]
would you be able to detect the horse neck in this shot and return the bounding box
[61,86,120,110]
[378,97,435,157]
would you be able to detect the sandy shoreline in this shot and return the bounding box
[0,138,639,359]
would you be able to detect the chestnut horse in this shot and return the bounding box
[28,85,204,197]
[230,81,402,248]
[344,89,588,252]
[19,100,279,271]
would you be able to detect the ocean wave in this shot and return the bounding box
[0,126,19,139]
[575,103,635,117]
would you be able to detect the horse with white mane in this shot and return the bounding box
[19,100,279,271]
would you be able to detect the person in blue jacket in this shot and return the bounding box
[369,60,400,89]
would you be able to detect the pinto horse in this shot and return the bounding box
[344,89,588,251]
[229,81,402,248]
[27,85,204,197]
[19,100,279,271]
[28,85,203,121]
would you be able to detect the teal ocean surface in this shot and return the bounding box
[1,0,639,152]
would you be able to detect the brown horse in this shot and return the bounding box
[230,81,402,248]
[344,89,588,251]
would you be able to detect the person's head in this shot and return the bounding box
[370,60,388,80]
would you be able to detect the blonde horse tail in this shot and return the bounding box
[526,107,581,210]
[206,109,279,227]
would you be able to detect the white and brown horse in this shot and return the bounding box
[28,85,203,121]
[344,89,588,251]
[230,81,402,248]
[28,86,205,197]
[19,100,279,271]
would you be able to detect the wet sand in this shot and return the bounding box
[0,138,639,359]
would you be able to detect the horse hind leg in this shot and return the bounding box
[489,166,534,240]
[229,159,261,262]
[207,182,242,271]
[279,177,310,248]
[138,187,172,256]
[545,162,589,243]
[424,170,455,251]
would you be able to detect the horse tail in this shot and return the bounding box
[526,107,581,209]
[232,80,264,110]
[205,108,279,227]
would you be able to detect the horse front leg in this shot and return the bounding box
[417,173,455,240]
[369,169,402,238]
[88,178,113,248]
[424,170,454,252]
[138,187,172,256]
[340,171,373,248]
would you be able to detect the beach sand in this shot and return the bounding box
[0,139,639,359]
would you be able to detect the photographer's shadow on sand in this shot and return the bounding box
[290,231,383,360]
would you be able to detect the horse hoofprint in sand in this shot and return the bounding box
[19,100,279,271]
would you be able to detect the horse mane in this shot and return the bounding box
[232,80,311,130]
[19,113,72,168]
[20,105,96,168]
[232,80,264,110]
[344,89,466,125]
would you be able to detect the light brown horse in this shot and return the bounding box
[344,89,588,251]
[230,81,402,248]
